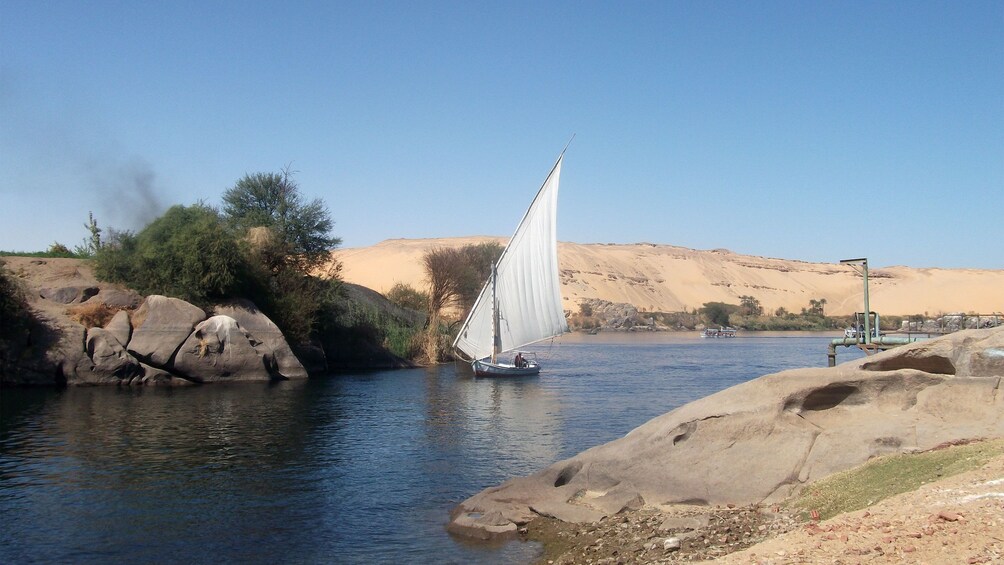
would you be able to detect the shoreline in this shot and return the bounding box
[516,439,1004,564]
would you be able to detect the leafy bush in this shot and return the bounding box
[259,268,342,345]
[1,261,30,337]
[701,302,738,327]
[386,283,428,312]
[0,248,85,259]
[94,204,246,306]
[321,285,423,361]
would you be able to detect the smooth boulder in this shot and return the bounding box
[448,327,1004,539]
[127,296,206,367]
[104,309,132,347]
[214,300,308,379]
[171,315,271,382]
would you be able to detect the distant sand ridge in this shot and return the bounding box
[332,237,1003,317]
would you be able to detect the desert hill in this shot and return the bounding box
[332,238,1004,317]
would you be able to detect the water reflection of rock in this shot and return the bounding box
[44,382,322,481]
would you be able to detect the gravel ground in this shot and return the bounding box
[526,503,801,564]
[524,453,1004,564]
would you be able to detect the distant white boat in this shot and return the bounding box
[701,327,737,338]
[452,149,570,377]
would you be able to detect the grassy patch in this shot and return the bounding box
[788,438,1004,521]
[1,250,87,259]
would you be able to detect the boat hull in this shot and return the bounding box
[472,359,541,377]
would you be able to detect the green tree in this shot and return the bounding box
[220,168,346,345]
[386,283,428,312]
[701,301,737,327]
[807,298,827,316]
[420,242,503,362]
[456,241,504,314]
[222,167,339,272]
[74,212,102,257]
[739,295,763,317]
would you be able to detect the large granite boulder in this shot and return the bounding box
[127,296,206,367]
[448,327,1004,539]
[171,315,272,382]
[214,300,307,379]
[38,285,99,304]
[104,309,132,347]
[91,288,143,309]
[76,327,144,384]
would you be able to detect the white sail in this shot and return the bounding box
[453,156,568,362]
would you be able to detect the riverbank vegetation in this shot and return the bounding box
[565,295,910,334]
[0,261,31,340]
[3,168,425,370]
[418,242,503,363]
[88,170,366,350]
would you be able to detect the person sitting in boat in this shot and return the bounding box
[514,352,524,368]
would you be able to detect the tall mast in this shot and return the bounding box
[491,262,500,363]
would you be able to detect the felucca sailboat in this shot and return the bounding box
[452,149,569,377]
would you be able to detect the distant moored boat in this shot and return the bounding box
[701,327,737,338]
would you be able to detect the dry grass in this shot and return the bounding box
[66,302,123,329]
[788,438,1004,521]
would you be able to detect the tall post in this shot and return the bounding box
[491,262,501,363]
[861,260,871,344]
[840,257,871,344]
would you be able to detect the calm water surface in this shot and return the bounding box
[0,332,863,564]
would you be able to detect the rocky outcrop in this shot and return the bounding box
[1,258,316,386]
[39,285,99,304]
[448,327,1004,539]
[80,327,144,384]
[215,300,309,379]
[3,292,309,386]
[173,315,273,382]
[127,296,207,367]
[104,309,132,347]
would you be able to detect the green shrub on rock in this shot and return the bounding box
[94,204,245,306]
[0,260,31,339]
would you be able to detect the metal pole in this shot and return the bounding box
[862,259,871,345]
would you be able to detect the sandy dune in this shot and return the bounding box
[332,238,1003,317]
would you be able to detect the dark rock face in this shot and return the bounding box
[39,286,99,304]
[448,327,1004,540]
[82,327,144,383]
[92,288,143,309]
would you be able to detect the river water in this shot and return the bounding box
[1,332,862,564]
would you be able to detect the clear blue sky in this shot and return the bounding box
[2,1,1001,269]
